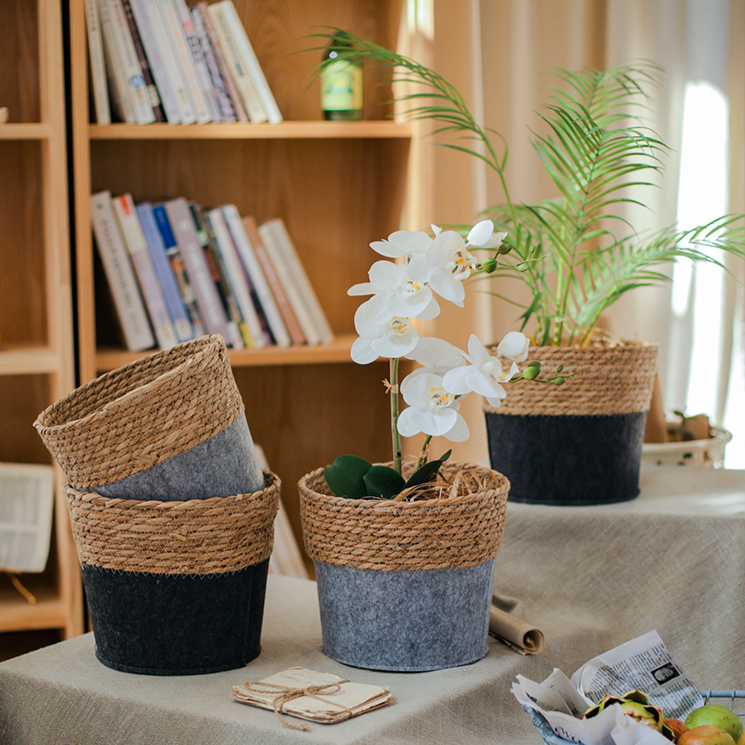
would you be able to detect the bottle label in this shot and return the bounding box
[321,61,362,111]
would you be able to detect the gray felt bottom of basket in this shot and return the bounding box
[314,558,496,672]
[93,414,264,500]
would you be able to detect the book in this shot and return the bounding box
[242,215,305,345]
[205,207,267,348]
[128,0,181,123]
[190,4,237,123]
[221,207,291,348]
[163,197,229,340]
[135,201,193,342]
[152,203,205,336]
[217,0,283,124]
[98,0,135,123]
[206,2,267,123]
[104,0,156,124]
[120,0,165,122]
[173,0,222,123]
[158,0,212,124]
[197,1,248,122]
[84,0,111,125]
[112,194,177,349]
[190,203,245,349]
[90,190,155,351]
[141,0,195,124]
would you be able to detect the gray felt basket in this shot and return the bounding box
[299,462,510,672]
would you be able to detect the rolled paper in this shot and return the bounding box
[489,605,546,655]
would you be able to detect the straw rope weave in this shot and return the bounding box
[35,336,244,488]
[299,462,509,572]
[486,343,658,417]
[65,471,280,575]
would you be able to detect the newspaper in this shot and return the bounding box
[512,631,703,745]
[0,462,55,573]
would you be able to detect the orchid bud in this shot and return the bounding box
[552,377,566,385]
[497,242,512,255]
[480,257,498,273]
[522,366,540,380]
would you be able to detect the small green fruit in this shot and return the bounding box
[685,706,743,742]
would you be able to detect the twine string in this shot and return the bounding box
[242,679,351,731]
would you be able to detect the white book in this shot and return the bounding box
[218,0,282,124]
[222,205,291,348]
[128,0,180,123]
[261,219,334,345]
[257,220,320,346]
[158,0,212,124]
[206,2,267,123]
[98,0,135,123]
[173,0,222,122]
[90,191,155,351]
[85,0,111,125]
[113,194,178,349]
[105,0,155,124]
[205,208,266,349]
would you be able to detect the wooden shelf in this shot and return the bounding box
[0,345,59,376]
[88,121,412,140]
[96,334,357,372]
[0,123,52,140]
[0,577,68,633]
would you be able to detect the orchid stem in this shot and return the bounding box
[390,358,402,474]
[417,435,432,469]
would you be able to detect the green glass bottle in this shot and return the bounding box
[321,32,363,121]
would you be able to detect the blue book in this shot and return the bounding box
[136,202,193,343]
[152,203,205,338]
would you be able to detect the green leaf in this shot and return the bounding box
[404,449,452,488]
[363,466,406,499]
[324,455,373,499]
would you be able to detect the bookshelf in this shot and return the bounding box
[68,0,420,569]
[0,0,84,655]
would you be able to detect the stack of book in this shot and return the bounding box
[86,0,282,125]
[90,191,334,352]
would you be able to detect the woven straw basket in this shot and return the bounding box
[299,462,510,671]
[485,342,658,505]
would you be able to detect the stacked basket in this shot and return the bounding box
[35,336,280,675]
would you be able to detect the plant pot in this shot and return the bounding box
[298,462,510,672]
[485,342,658,506]
[65,471,280,675]
[34,335,264,500]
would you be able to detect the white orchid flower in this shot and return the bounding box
[348,256,440,320]
[396,372,470,442]
[401,337,468,395]
[350,297,420,364]
[466,219,507,250]
[443,334,517,408]
[496,330,530,362]
[369,229,432,259]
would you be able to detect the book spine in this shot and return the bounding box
[113,194,177,348]
[218,0,282,124]
[159,0,212,124]
[242,215,305,345]
[268,218,335,344]
[190,4,237,123]
[85,0,111,125]
[128,0,180,123]
[205,207,268,348]
[190,203,245,349]
[164,198,229,339]
[120,0,165,122]
[106,0,156,124]
[152,203,205,336]
[98,0,135,123]
[222,205,291,348]
[135,201,193,342]
[90,190,155,351]
[258,220,319,345]
[207,3,267,123]
[198,1,248,122]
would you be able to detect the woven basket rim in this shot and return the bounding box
[34,336,222,435]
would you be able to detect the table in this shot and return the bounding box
[1,467,744,744]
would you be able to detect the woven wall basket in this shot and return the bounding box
[484,342,658,505]
[66,471,280,675]
[34,335,264,500]
[299,462,509,671]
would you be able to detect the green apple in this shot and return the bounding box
[685,705,743,742]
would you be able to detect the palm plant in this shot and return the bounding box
[311,31,745,347]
